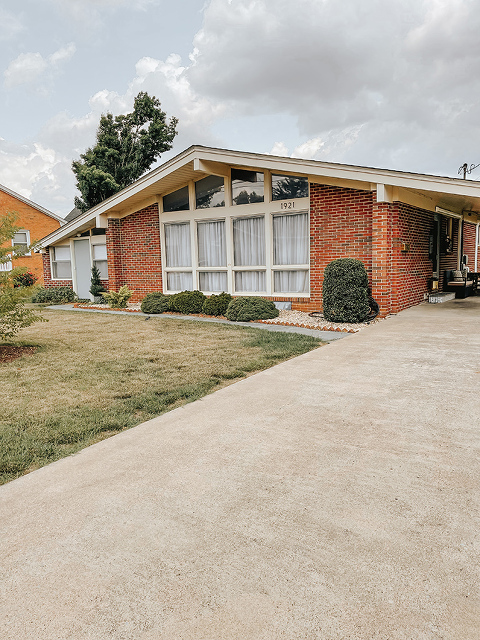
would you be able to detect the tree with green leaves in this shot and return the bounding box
[72,92,178,212]
[0,213,46,340]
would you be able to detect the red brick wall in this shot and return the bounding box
[391,204,434,312]
[463,221,476,269]
[308,183,373,312]
[106,204,162,302]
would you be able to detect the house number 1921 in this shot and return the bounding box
[280,201,295,210]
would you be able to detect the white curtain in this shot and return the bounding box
[274,270,309,293]
[165,223,191,267]
[235,271,266,292]
[233,216,265,266]
[167,272,193,291]
[197,220,226,267]
[273,213,308,265]
[199,272,228,292]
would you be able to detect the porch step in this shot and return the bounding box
[428,292,455,304]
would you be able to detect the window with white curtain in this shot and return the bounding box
[199,272,228,292]
[274,270,309,293]
[165,223,191,267]
[233,216,265,266]
[235,271,266,292]
[197,220,226,267]
[164,222,193,291]
[52,246,72,279]
[273,213,308,265]
[92,244,108,279]
[167,272,193,291]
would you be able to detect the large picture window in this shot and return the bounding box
[164,222,192,292]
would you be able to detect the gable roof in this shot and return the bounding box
[0,183,66,224]
[38,145,480,247]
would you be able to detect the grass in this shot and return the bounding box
[0,309,323,484]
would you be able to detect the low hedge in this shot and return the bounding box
[140,292,171,314]
[322,258,369,323]
[225,297,279,322]
[169,290,206,314]
[202,292,232,316]
[31,286,77,304]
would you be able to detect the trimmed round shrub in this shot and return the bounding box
[169,290,206,314]
[140,292,171,314]
[322,258,369,323]
[225,297,279,322]
[31,286,77,304]
[202,292,232,316]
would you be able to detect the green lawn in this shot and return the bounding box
[0,309,323,484]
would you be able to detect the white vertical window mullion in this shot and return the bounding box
[265,213,273,295]
[225,215,234,294]
[191,220,198,289]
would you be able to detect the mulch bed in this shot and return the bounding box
[0,345,37,364]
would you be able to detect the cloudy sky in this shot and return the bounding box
[2,0,480,216]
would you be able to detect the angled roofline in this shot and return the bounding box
[0,183,66,224]
[38,145,480,247]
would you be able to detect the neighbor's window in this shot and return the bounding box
[52,246,72,279]
[163,186,190,212]
[231,169,264,205]
[195,176,225,209]
[92,244,108,279]
[271,174,308,200]
[12,231,30,255]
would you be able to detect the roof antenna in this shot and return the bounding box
[458,162,480,179]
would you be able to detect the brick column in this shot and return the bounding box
[371,202,393,317]
[106,219,123,291]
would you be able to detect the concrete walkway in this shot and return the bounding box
[2,298,479,639]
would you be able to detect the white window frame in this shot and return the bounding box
[50,243,72,280]
[12,230,31,256]
[159,171,310,297]
[90,237,108,280]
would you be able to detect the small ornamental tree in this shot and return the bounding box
[0,212,46,340]
[89,265,106,298]
[322,258,370,324]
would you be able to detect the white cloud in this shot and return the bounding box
[4,43,76,89]
[0,8,25,42]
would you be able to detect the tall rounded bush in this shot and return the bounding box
[322,258,369,323]
[225,297,279,322]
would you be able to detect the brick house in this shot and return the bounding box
[39,146,480,316]
[1,183,64,285]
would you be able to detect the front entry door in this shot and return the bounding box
[73,239,91,299]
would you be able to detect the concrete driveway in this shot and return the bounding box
[1,298,479,639]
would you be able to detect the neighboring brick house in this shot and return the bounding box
[1,184,64,285]
[39,146,480,317]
